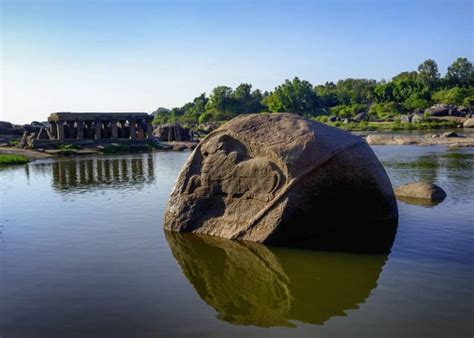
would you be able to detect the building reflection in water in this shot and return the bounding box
[165,231,389,328]
[51,155,155,192]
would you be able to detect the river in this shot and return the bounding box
[0,145,473,337]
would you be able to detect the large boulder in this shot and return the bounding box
[463,118,474,128]
[425,104,451,117]
[164,113,398,253]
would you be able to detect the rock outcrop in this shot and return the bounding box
[154,123,191,141]
[394,182,446,202]
[164,113,398,253]
[425,104,460,117]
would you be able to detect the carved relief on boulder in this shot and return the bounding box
[166,130,288,237]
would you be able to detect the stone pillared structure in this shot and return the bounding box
[47,112,153,142]
[164,113,398,253]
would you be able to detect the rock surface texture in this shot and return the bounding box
[164,113,398,252]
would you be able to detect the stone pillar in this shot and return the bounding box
[50,121,58,140]
[129,120,136,140]
[111,120,118,140]
[77,121,84,140]
[57,123,65,141]
[146,121,153,139]
[68,121,76,139]
[95,120,102,141]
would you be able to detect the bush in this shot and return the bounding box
[369,102,403,119]
[330,103,366,118]
[8,139,20,146]
[100,144,131,154]
[314,115,329,123]
[432,87,474,106]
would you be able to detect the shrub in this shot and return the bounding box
[100,144,131,154]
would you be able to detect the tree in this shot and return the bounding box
[445,57,474,87]
[231,83,264,115]
[417,59,440,89]
[315,82,340,107]
[264,77,319,116]
[205,86,235,120]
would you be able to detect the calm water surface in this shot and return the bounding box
[0,146,473,337]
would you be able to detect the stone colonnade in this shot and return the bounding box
[49,119,153,142]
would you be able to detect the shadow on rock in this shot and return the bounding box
[165,231,389,328]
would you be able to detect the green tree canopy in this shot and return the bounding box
[151,57,473,125]
[417,59,440,89]
[445,57,474,87]
[263,77,319,116]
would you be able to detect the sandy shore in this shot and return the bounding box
[0,147,54,159]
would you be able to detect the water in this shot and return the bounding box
[0,146,473,338]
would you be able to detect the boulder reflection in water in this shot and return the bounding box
[165,231,389,328]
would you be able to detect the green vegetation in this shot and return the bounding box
[100,144,152,154]
[152,57,473,126]
[320,119,459,132]
[100,144,131,154]
[0,154,30,165]
[8,139,20,146]
[56,144,78,156]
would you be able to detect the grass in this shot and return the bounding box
[55,144,78,156]
[0,154,30,165]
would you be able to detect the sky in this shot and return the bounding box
[1,0,473,124]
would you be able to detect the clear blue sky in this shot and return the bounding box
[1,0,473,124]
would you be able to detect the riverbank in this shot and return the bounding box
[1,133,472,161]
[364,132,474,147]
[0,140,199,160]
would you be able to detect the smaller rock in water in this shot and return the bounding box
[441,132,458,138]
[394,182,446,201]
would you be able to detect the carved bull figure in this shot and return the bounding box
[183,134,283,202]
